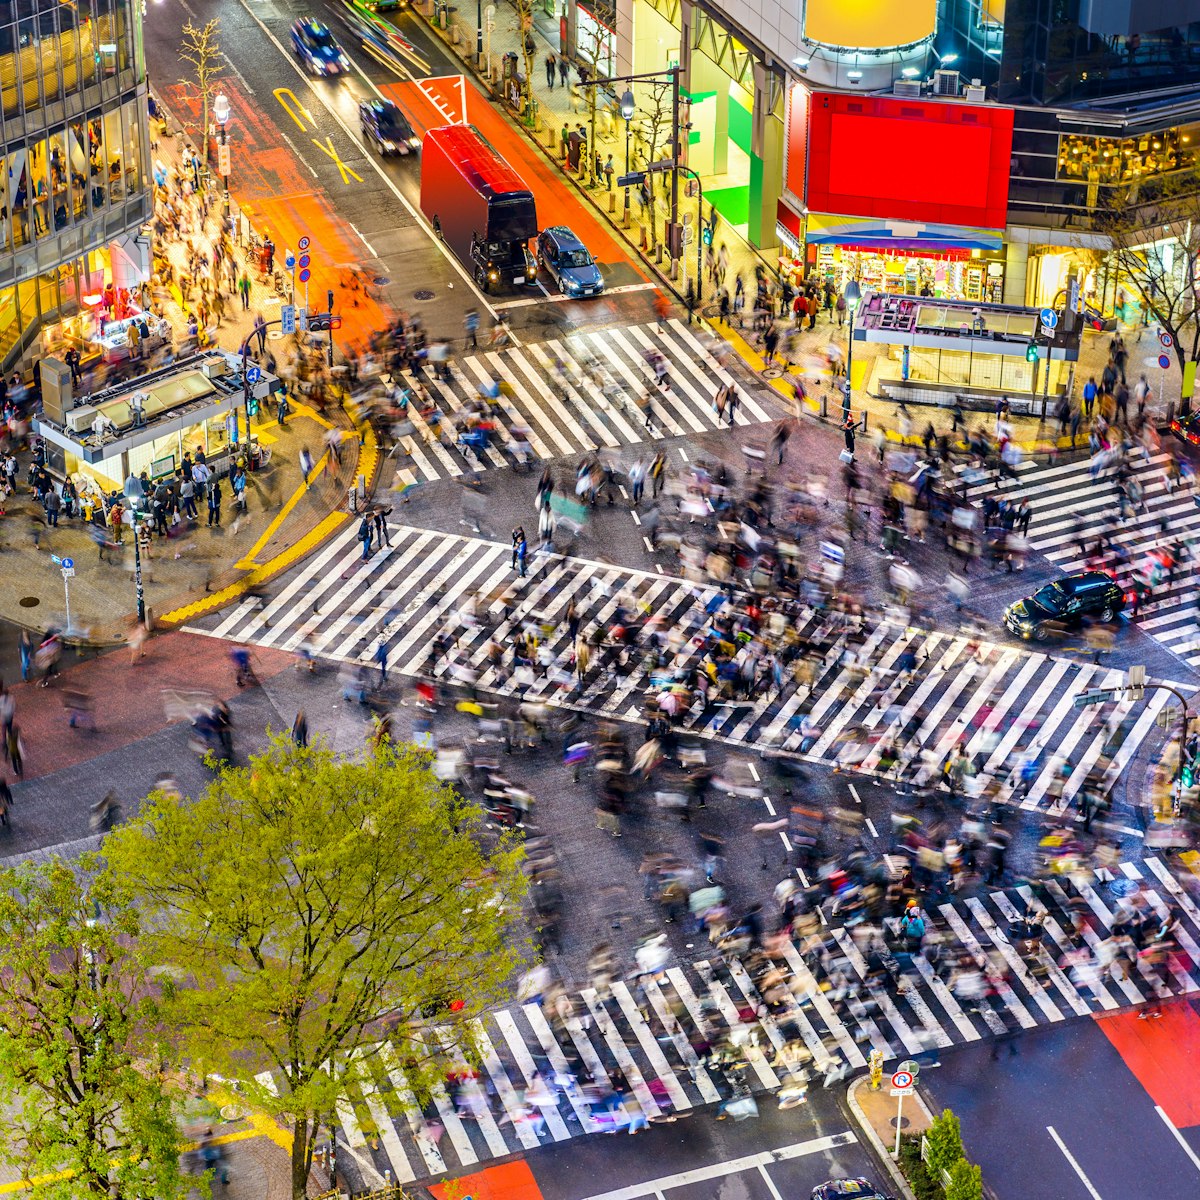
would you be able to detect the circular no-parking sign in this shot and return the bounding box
[891,1070,914,1090]
[1160,331,1174,349]
[1158,353,1171,369]
[298,268,311,283]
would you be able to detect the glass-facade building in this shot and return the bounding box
[0,0,152,371]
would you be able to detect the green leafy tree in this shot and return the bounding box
[0,858,190,1200]
[925,1108,965,1181]
[945,1158,983,1200]
[102,738,529,1200]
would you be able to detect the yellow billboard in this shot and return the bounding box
[804,0,937,50]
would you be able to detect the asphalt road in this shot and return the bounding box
[924,1004,1200,1200]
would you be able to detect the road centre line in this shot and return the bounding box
[576,1132,858,1200]
[1047,1126,1104,1200]
[1156,1106,1200,1175]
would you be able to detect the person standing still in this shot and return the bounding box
[207,478,222,527]
[545,52,556,87]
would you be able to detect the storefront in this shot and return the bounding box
[854,292,1080,414]
[34,350,279,503]
[790,213,1007,302]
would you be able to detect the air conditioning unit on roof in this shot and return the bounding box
[934,69,960,96]
[893,80,923,97]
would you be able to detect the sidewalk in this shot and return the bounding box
[846,1074,934,1200]
[6,99,376,642]
[414,1,1183,451]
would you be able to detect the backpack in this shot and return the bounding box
[901,913,925,939]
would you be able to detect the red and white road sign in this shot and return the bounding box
[891,1070,914,1090]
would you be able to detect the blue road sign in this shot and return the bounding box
[298,267,311,284]
[50,554,62,565]
[62,557,73,569]
[285,251,296,271]
[298,235,311,251]
[246,366,262,383]
[1159,354,1172,369]
[1040,308,1058,329]
[280,304,296,335]
[298,254,311,269]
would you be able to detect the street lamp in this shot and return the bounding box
[842,279,861,420]
[212,92,231,226]
[620,89,635,230]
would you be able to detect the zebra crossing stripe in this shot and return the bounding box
[378,1042,447,1175]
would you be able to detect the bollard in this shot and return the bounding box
[348,486,357,514]
[357,473,366,499]
[607,192,616,214]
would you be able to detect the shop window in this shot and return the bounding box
[27,136,51,242]
[7,149,31,248]
[0,16,18,119]
[87,114,108,213]
[121,97,144,196]
[68,120,89,219]
[48,128,70,232]
[0,283,20,359]
[104,106,125,201]
[17,16,41,115]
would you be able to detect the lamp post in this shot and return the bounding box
[581,66,681,266]
[620,89,635,230]
[475,0,483,66]
[212,92,231,228]
[842,279,861,420]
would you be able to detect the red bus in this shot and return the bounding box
[420,124,538,292]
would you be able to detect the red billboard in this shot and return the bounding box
[805,91,1014,230]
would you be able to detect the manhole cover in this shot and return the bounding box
[374,276,390,287]
[18,596,39,608]
[1109,878,1137,897]
[413,289,435,300]
[762,365,785,379]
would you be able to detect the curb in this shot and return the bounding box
[845,1075,936,1200]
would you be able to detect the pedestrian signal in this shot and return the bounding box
[1183,763,1195,788]
[702,223,714,246]
[246,395,260,417]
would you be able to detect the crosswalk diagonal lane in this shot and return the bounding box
[253,855,1200,1183]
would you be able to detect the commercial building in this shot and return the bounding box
[0,0,153,372]
[33,349,279,510]
[571,0,1200,315]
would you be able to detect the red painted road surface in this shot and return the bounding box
[5,633,295,783]
[385,74,644,276]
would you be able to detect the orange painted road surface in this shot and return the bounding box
[384,74,644,277]
[159,80,391,353]
[1098,1002,1200,1128]
[430,1161,543,1200]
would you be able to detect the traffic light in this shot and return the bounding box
[1183,762,1195,789]
[702,222,714,247]
[246,394,260,417]
[307,314,342,332]
[1025,342,1039,363]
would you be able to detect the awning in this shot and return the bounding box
[806,212,1004,253]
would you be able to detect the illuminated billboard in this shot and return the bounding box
[804,0,936,49]
[805,91,1014,230]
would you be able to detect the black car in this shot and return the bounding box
[812,1179,893,1200]
[1003,570,1126,641]
[358,98,419,156]
[1170,410,1200,446]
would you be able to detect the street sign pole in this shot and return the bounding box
[890,1067,916,1155]
[62,567,74,636]
[133,517,145,625]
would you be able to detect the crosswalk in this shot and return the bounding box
[966,448,1200,667]
[200,523,1171,809]
[384,319,779,485]
[266,855,1200,1184]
